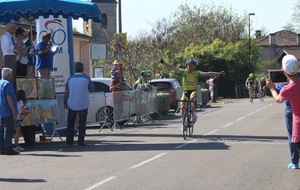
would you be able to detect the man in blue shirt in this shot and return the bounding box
[0,68,19,155]
[64,62,94,146]
[35,33,55,78]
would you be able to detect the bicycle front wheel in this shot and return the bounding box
[182,111,188,140]
[188,111,194,137]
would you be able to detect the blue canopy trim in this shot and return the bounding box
[0,0,102,23]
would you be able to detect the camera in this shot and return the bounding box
[268,69,288,84]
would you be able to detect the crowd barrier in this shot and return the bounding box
[49,89,159,137]
[28,85,204,138]
[111,88,158,128]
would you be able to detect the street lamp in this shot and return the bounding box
[248,12,255,73]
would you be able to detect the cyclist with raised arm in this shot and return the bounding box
[160,58,224,123]
[245,73,255,103]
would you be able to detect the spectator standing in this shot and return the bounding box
[24,30,37,77]
[15,28,31,77]
[212,75,219,102]
[64,62,94,146]
[134,70,152,91]
[276,83,299,169]
[0,68,19,155]
[110,65,125,92]
[110,63,126,121]
[0,23,22,83]
[266,54,300,169]
[35,33,55,78]
[206,76,215,102]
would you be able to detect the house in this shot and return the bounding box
[259,30,300,67]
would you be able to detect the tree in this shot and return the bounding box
[289,0,300,32]
[175,38,260,98]
[102,2,260,97]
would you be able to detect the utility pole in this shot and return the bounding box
[248,12,255,73]
[118,0,122,33]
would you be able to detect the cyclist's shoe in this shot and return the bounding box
[192,112,198,122]
[288,163,299,169]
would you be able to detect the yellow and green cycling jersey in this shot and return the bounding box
[180,69,201,91]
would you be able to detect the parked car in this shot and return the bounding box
[91,78,134,127]
[150,78,181,111]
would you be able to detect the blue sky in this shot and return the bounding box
[74,0,298,38]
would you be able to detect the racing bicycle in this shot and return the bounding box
[178,100,197,140]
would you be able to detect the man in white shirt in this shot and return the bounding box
[0,23,22,83]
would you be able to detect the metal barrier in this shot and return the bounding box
[112,88,159,127]
[53,89,160,134]
[176,86,183,113]
[87,92,106,124]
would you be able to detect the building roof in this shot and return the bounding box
[277,49,300,63]
[260,30,299,47]
[91,0,117,3]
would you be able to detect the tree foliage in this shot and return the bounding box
[104,2,261,98]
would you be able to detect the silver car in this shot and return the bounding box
[91,78,134,127]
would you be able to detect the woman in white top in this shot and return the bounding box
[15,28,32,77]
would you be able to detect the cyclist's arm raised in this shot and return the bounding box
[159,59,182,74]
[200,71,224,78]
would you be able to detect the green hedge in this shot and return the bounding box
[201,89,210,105]
[157,93,170,115]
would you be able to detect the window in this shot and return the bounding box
[92,82,110,92]
[101,13,107,29]
[150,82,171,90]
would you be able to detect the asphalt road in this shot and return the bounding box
[1,97,300,190]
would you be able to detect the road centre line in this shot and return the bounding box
[247,112,255,116]
[256,108,263,112]
[131,153,167,169]
[204,129,218,136]
[221,122,233,128]
[85,176,117,190]
[236,116,245,121]
[174,139,197,149]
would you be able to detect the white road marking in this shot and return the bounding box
[174,139,197,149]
[221,122,233,128]
[236,116,245,121]
[85,176,116,190]
[247,112,255,116]
[131,153,167,169]
[204,129,218,136]
[256,108,262,112]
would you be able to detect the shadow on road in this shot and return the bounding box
[202,134,288,142]
[0,178,47,183]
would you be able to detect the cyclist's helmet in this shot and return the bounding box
[186,59,197,66]
[140,70,148,76]
[249,73,254,78]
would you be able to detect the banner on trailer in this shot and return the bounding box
[36,16,70,93]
